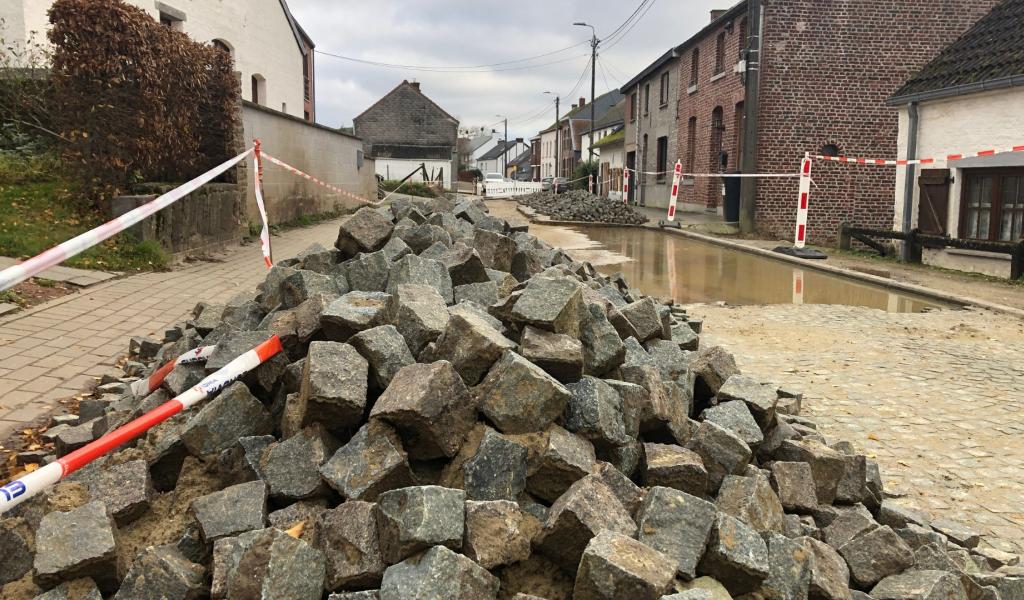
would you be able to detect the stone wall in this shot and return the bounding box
[242,101,378,225]
[112,182,246,256]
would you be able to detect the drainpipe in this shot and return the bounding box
[900,101,919,262]
[738,0,763,233]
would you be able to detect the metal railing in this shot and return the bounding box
[837,222,1024,280]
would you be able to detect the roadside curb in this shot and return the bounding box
[506,201,1024,320]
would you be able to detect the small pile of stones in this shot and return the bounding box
[2,196,1021,600]
[518,190,648,225]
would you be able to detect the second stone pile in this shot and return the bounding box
[517,189,648,225]
[9,196,1021,600]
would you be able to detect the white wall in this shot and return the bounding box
[478,140,530,177]
[2,0,306,119]
[243,103,376,224]
[539,130,558,179]
[580,124,620,160]
[894,87,1024,277]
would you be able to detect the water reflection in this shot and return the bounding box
[488,202,941,313]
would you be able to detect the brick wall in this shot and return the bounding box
[354,81,458,154]
[675,15,747,211]
[755,0,999,244]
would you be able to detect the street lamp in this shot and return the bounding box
[543,91,560,179]
[495,114,508,175]
[573,22,599,164]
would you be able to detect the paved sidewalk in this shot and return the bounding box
[0,220,341,441]
[0,257,119,288]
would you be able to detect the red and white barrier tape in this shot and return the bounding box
[0,336,283,513]
[813,144,1024,166]
[261,153,379,206]
[666,160,683,222]
[129,345,216,397]
[253,140,273,268]
[0,149,254,292]
[793,156,813,249]
[625,167,799,178]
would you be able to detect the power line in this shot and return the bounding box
[314,41,589,73]
[603,0,659,51]
[602,0,655,45]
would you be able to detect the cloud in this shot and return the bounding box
[289,0,728,138]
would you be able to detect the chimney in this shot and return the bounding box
[571,104,578,110]
[409,81,421,91]
[516,137,523,144]
[579,97,586,107]
[711,9,727,22]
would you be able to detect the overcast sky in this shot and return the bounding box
[289,0,727,139]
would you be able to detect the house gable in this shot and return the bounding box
[354,81,459,156]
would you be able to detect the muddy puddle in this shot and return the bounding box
[487,201,945,313]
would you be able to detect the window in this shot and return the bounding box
[629,92,638,122]
[715,32,726,74]
[820,144,841,157]
[961,170,1024,241]
[158,6,184,31]
[251,74,266,105]
[686,117,697,173]
[738,18,748,59]
[659,72,670,107]
[710,106,725,172]
[690,49,700,86]
[656,137,668,182]
[303,54,312,101]
[644,84,650,114]
[212,39,232,56]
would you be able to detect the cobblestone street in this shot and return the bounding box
[692,303,1024,553]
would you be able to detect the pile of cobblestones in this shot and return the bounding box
[2,197,1021,600]
[518,190,648,225]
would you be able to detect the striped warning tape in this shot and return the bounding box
[129,345,215,397]
[813,144,1024,166]
[0,336,283,513]
[262,153,380,206]
[0,149,255,292]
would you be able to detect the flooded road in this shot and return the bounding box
[488,201,944,313]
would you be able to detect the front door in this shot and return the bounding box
[918,169,950,235]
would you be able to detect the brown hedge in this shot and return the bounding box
[48,0,239,194]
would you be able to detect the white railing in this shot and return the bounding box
[482,180,543,199]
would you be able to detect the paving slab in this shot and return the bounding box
[0,257,119,287]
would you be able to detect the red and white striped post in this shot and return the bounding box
[253,139,273,268]
[666,159,683,222]
[623,168,630,204]
[793,154,813,249]
[588,173,594,195]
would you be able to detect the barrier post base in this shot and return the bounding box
[774,246,828,260]
[658,220,682,229]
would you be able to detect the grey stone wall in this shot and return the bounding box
[112,182,246,256]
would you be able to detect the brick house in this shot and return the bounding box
[649,0,1000,242]
[888,0,1024,278]
[354,80,459,189]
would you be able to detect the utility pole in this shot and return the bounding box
[495,114,509,175]
[739,0,763,233]
[574,22,599,164]
[545,92,560,178]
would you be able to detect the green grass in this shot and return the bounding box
[379,179,438,199]
[0,181,170,272]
